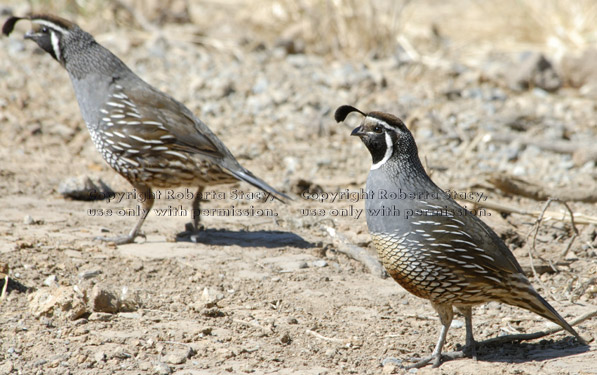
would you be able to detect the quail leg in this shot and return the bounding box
[406,303,453,369]
[457,305,477,360]
[191,186,205,231]
[178,186,206,242]
[95,184,153,244]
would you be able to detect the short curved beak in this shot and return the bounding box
[351,125,365,137]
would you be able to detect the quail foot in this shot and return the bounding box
[335,105,586,368]
[3,15,289,244]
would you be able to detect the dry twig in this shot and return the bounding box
[524,198,579,295]
[480,308,597,346]
[458,197,597,225]
[323,226,387,278]
[487,173,597,203]
[306,329,347,344]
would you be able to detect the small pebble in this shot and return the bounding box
[451,319,464,329]
[43,275,58,287]
[279,332,291,345]
[118,312,141,319]
[79,269,101,280]
[312,260,328,268]
[94,351,106,363]
[88,312,114,322]
[164,352,187,365]
[154,362,171,375]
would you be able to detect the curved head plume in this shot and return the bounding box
[3,14,77,64]
[334,105,367,123]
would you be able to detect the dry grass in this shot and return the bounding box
[7,0,597,59]
[245,0,597,59]
[435,0,597,58]
[240,0,410,57]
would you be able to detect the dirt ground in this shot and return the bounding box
[1,1,596,374]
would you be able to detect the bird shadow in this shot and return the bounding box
[175,228,315,249]
[471,336,588,364]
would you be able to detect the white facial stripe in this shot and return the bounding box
[32,19,69,35]
[370,131,393,170]
[50,31,61,61]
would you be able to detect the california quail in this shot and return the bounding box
[3,14,289,244]
[335,105,586,368]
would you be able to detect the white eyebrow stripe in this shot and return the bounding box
[366,117,395,131]
[32,19,70,35]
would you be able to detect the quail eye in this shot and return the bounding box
[41,27,49,33]
[373,125,383,133]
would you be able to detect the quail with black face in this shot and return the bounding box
[3,14,289,244]
[335,105,586,368]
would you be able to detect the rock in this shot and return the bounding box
[23,215,35,225]
[312,260,328,268]
[381,358,402,374]
[94,351,106,363]
[200,307,225,318]
[57,176,114,201]
[164,352,187,365]
[89,284,140,314]
[90,285,119,314]
[154,362,171,375]
[200,287,224,308]
[382,363,399,374]
[199,327,212,336]
[111,348,132,359]
[279,331,291,345]
[138,361,152,371]
[118,312,141,319]
[450,319,464,328]
[78,269,101,280]
[507,51,561,92]
[28,286,88,320]
[43,275,58,287]
[119,286,140,312]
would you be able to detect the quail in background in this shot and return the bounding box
[335,105,586,368]
[3,14,289,244]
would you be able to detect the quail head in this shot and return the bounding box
[3,14,289,244]
[335,105,586,368]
